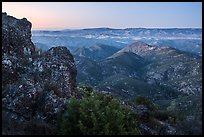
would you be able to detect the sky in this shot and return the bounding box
[2,2,202,30]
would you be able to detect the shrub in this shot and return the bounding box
[58,86,141,135]
[135,96,157,111]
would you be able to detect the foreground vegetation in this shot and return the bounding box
[56,86,202,135]
[57,86,141,135]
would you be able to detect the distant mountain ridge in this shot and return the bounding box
[117,41,200,59]
[32,27,202,56]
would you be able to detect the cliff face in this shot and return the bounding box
[2,13,78,135]
[2,12,35,86]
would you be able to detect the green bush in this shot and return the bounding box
[58,86,141,135]
[135,96,157,111]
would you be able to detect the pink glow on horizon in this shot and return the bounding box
[2,2,81,30]
[2,2,202,29]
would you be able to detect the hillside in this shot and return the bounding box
[117,41,202,95]
[98,51,148,79]
[73,43,120,61]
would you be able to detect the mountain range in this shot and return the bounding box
[73,41,202,135]
[32,27,202,56]
[3,13,202,135]
[74,42,201,96]
[32,27,202,135]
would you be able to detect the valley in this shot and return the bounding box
[33,30,202,135]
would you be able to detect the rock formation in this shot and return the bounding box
[2,12,78,135]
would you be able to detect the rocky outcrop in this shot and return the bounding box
[2,12,35,87]
[33,46,78,98]
[2,13,78,135]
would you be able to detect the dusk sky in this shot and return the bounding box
[2,2,202,30]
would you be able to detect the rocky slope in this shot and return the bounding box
[2,13,78,135]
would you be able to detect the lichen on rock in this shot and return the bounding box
[2,12,78,135]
